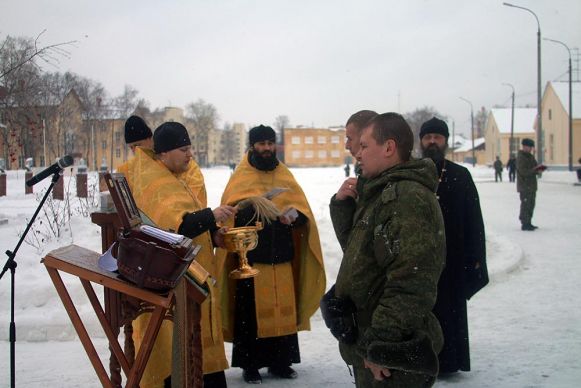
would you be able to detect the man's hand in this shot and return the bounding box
[212,205,237,223]
[212,227,229,248]
[336,177,358,201]
[279,207,298,225]
[364,359,391,381]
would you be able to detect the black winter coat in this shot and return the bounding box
[433,159,488,373]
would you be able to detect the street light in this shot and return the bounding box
[544,37,573,171]
[459,97,475,167]
[503,2,543,164]
[502,83,516,157]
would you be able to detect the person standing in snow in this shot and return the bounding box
[126,122,236,387]
[516,138,545,231]
[420,117,488,376]
[493,156,503,182]
[506,154,517,183]
[217,125,325,384]
[324,112,446,387]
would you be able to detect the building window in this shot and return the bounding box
[548,109,552,120]
[305,150,314,158]
[102,140,107,150]
[115,148,121,158]
[317,136,327,144]
[292,136,301,145]
[331,136,340,144]
[115,132,121,142]
[292,150,301,159]
[318,150,327,158]
[549,134,554,161]
[331,150,340,158]
[305,136,313,144]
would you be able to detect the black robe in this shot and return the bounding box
[433,159,488,373]
[231,205,307,370]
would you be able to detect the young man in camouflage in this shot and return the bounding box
[517,138,544,231]
[323,112,446,387]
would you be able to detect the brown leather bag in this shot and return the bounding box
[116,232,200,291]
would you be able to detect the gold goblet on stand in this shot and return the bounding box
[223,222,262,279]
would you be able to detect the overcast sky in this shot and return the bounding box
[2,0,580,134]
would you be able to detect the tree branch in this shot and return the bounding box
[0,30,77,79]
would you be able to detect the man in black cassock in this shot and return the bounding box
[420,117,489,376]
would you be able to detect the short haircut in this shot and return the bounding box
[346,110,378,133]
[366,112,413,162]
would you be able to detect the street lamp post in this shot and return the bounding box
[503,2,543,164]
[503,83,516,157]
[544,37,573,171]
[459,97,475,167]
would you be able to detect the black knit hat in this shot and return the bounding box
[249,125,276,145]
[153,122,191,153]
[124,115,152,144]
[522,138,535,147]
[419,117,449,139]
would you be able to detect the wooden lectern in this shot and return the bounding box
[43,244,177,387]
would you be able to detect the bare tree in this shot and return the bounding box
[133,98,151,118]
[0,31,76,80]
[404,106,448,154]
[474,106,488,139]
[186,99,219,167]
[273,115,290,144]
[113,84,139,118]
[0,36,45,167]
[221,122,238,165]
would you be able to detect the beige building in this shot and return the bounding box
[283,127,347,167]
[449,137,487,165]
[540,81,581,167]
[484,108,537,164]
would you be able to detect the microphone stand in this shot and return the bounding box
[1,171,62,388]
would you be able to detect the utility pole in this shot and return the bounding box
[503,83,516,156]
[460,97,476,167]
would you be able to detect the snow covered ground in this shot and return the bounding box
[1,165,580,387]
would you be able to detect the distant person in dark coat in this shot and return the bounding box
[493,156,503,182]
[516,138,545,231]
[506,155,517,182]
[420,117,489,376]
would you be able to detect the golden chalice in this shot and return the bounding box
[223,222,263,279]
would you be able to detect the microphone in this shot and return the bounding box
[26,155,74,187]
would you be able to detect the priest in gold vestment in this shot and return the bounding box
[217,125,325,384]
[124,121,236,387]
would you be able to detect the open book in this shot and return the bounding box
[139,225,185,245]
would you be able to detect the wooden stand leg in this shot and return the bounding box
[46,267,114,388]
[81,279,131,376]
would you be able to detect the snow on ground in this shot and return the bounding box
[1,165,580,387]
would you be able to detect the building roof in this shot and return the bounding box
[549,81,581,119]
[490,108,537,134]
[453,137,485,152]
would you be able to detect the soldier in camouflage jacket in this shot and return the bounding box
[517,138,544,230]
[324,113,445,387]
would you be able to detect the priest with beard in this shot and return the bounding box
[419,117,488,377]
[217,125,325,384]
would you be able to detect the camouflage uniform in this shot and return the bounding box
[330,158,446,387]
[493,159,503,182]
[516,150,538,226]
